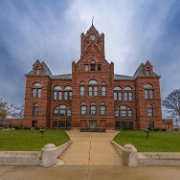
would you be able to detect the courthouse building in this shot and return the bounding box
[23,25,163,129]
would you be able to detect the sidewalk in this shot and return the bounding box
[1,130,180,180]
[60,130,122,166]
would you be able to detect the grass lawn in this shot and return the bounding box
[113,131,180,152]
[0,130,70,151]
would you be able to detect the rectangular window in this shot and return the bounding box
[94,86,98,96]
[90,105,96,115]
[81,106,86,115]
[129,92,133,101]
[114,92,117,100]
[124,92,128,101]
[100,106,106,115]
[97,64,101,71]
[91,64,96,71]
[69,91,72,100]
[58,91,62,100]
[84,64,89,71]
[149,90,154,99]
[120,110,126,117]
[64,92,68,100]
[128,110,132,117]
[118,92,122,100]
[146,70,150,76]
[115,111,119,117]
[147,108,153,117]
[37,89,41,98]
[36,69,40,75]
[60,110,66,116]
[53,91,57,100]
[101,86,106,96]
[145,90,148,99]
[88,86,93,96]
[80,86,85,96]
[32,89,36,98]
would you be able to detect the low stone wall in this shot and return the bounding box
[138,152,180,166]
[0,141,72,167]
[0,151,41,166]
[111,140,180,167]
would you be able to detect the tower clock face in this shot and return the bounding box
[89,34,96,41]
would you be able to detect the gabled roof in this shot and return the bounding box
[52,74,72,80]
[86,24,100,36]
[114,74,133,80]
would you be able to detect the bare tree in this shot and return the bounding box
[163,89,180,130]
[0,98,8,119]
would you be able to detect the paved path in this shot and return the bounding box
[60,130,122,166]
[1,130,180,180]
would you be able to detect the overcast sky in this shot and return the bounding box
[0,0,180,110]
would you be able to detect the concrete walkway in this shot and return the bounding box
[1,130,180,180]
[60,130,122,166]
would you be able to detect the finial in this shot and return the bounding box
[92,16,94,25]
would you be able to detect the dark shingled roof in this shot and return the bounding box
[52,74,72,79]
[114,74,133,80]
[133,63,159,78]
[42,61,52,76]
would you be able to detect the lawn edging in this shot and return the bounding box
[111,140,180,167]
[0,140,72,167]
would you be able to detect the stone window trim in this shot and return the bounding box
[53,105,72,117]
[147,104,153,117]
[144,83,154,100]
[32,82,42,98]
[53,86,63,100]
[114,86,122,101]
[64,86,72,100]
[99,105,106,116]
[32,103,39,116]
[115,105,133,118]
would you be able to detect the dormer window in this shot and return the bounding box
[36,67,40,75]
[145,67,150,76]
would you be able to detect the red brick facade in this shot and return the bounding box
[23,25,163,129]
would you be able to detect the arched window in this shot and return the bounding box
[89,80,97,84]
[99,102,106,115]
[115,105,132,117]
[32,82,42,98]
[88,80,98,96]
[114,87,122,101]
[147,105,153,117]
[81,102,86,115]
[32,103,39,115]
[64,86,72,100]
[53,105,71,117]
[144,84,154,99]
[90,102,96,115]
[53,86,62,100]
[124,86,133,101]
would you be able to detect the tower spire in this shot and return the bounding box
[92,16,94,25]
